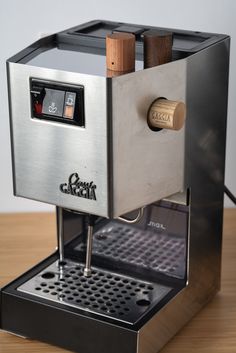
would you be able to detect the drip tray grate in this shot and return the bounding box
[18,260,171,325]
[76,221,186,279]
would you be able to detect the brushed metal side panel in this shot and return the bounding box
[8,63,108,217]
[137,38,230,353]
[112,60,186,218]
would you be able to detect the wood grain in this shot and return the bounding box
[0,210,236,353]
[106,32,135,73]
[143,30,173,69]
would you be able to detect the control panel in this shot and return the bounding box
[30,79,85,127]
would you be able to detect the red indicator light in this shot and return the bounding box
[34,103,42,115]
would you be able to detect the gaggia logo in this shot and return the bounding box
[60,173,97,201]
[151,111,171,126]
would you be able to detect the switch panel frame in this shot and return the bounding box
[30,78,85,127]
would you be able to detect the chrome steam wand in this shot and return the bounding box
[83,215,96,277]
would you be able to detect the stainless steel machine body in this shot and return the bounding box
[0,20,230,353]
[7,43,185,218]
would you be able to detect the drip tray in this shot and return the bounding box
[76,221,186,278]
[18,260,171,325]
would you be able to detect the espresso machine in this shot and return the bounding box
[0,20,230,353]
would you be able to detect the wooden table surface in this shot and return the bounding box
[0,210,235,353]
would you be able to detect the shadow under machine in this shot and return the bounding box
[0,20,230,353]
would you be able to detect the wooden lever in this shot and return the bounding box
[148,99,186,130]
[143,30,173,68]
[106,32,135,74]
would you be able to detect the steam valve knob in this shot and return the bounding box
[147,98,186,130]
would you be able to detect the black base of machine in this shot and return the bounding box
[0,253,182,353]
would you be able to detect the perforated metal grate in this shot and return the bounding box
[76,221,186,279]
[18,260,171,325]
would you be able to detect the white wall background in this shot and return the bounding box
[0,0,235,212]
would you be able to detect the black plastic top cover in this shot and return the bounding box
[7,20,228,69]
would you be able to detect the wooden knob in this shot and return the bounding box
[143,30,173,68]
[148,99,186,130]
[106,33,135,73]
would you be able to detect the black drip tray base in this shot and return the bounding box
[18,259,171,325]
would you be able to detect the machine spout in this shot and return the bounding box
[83,215,96,277]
